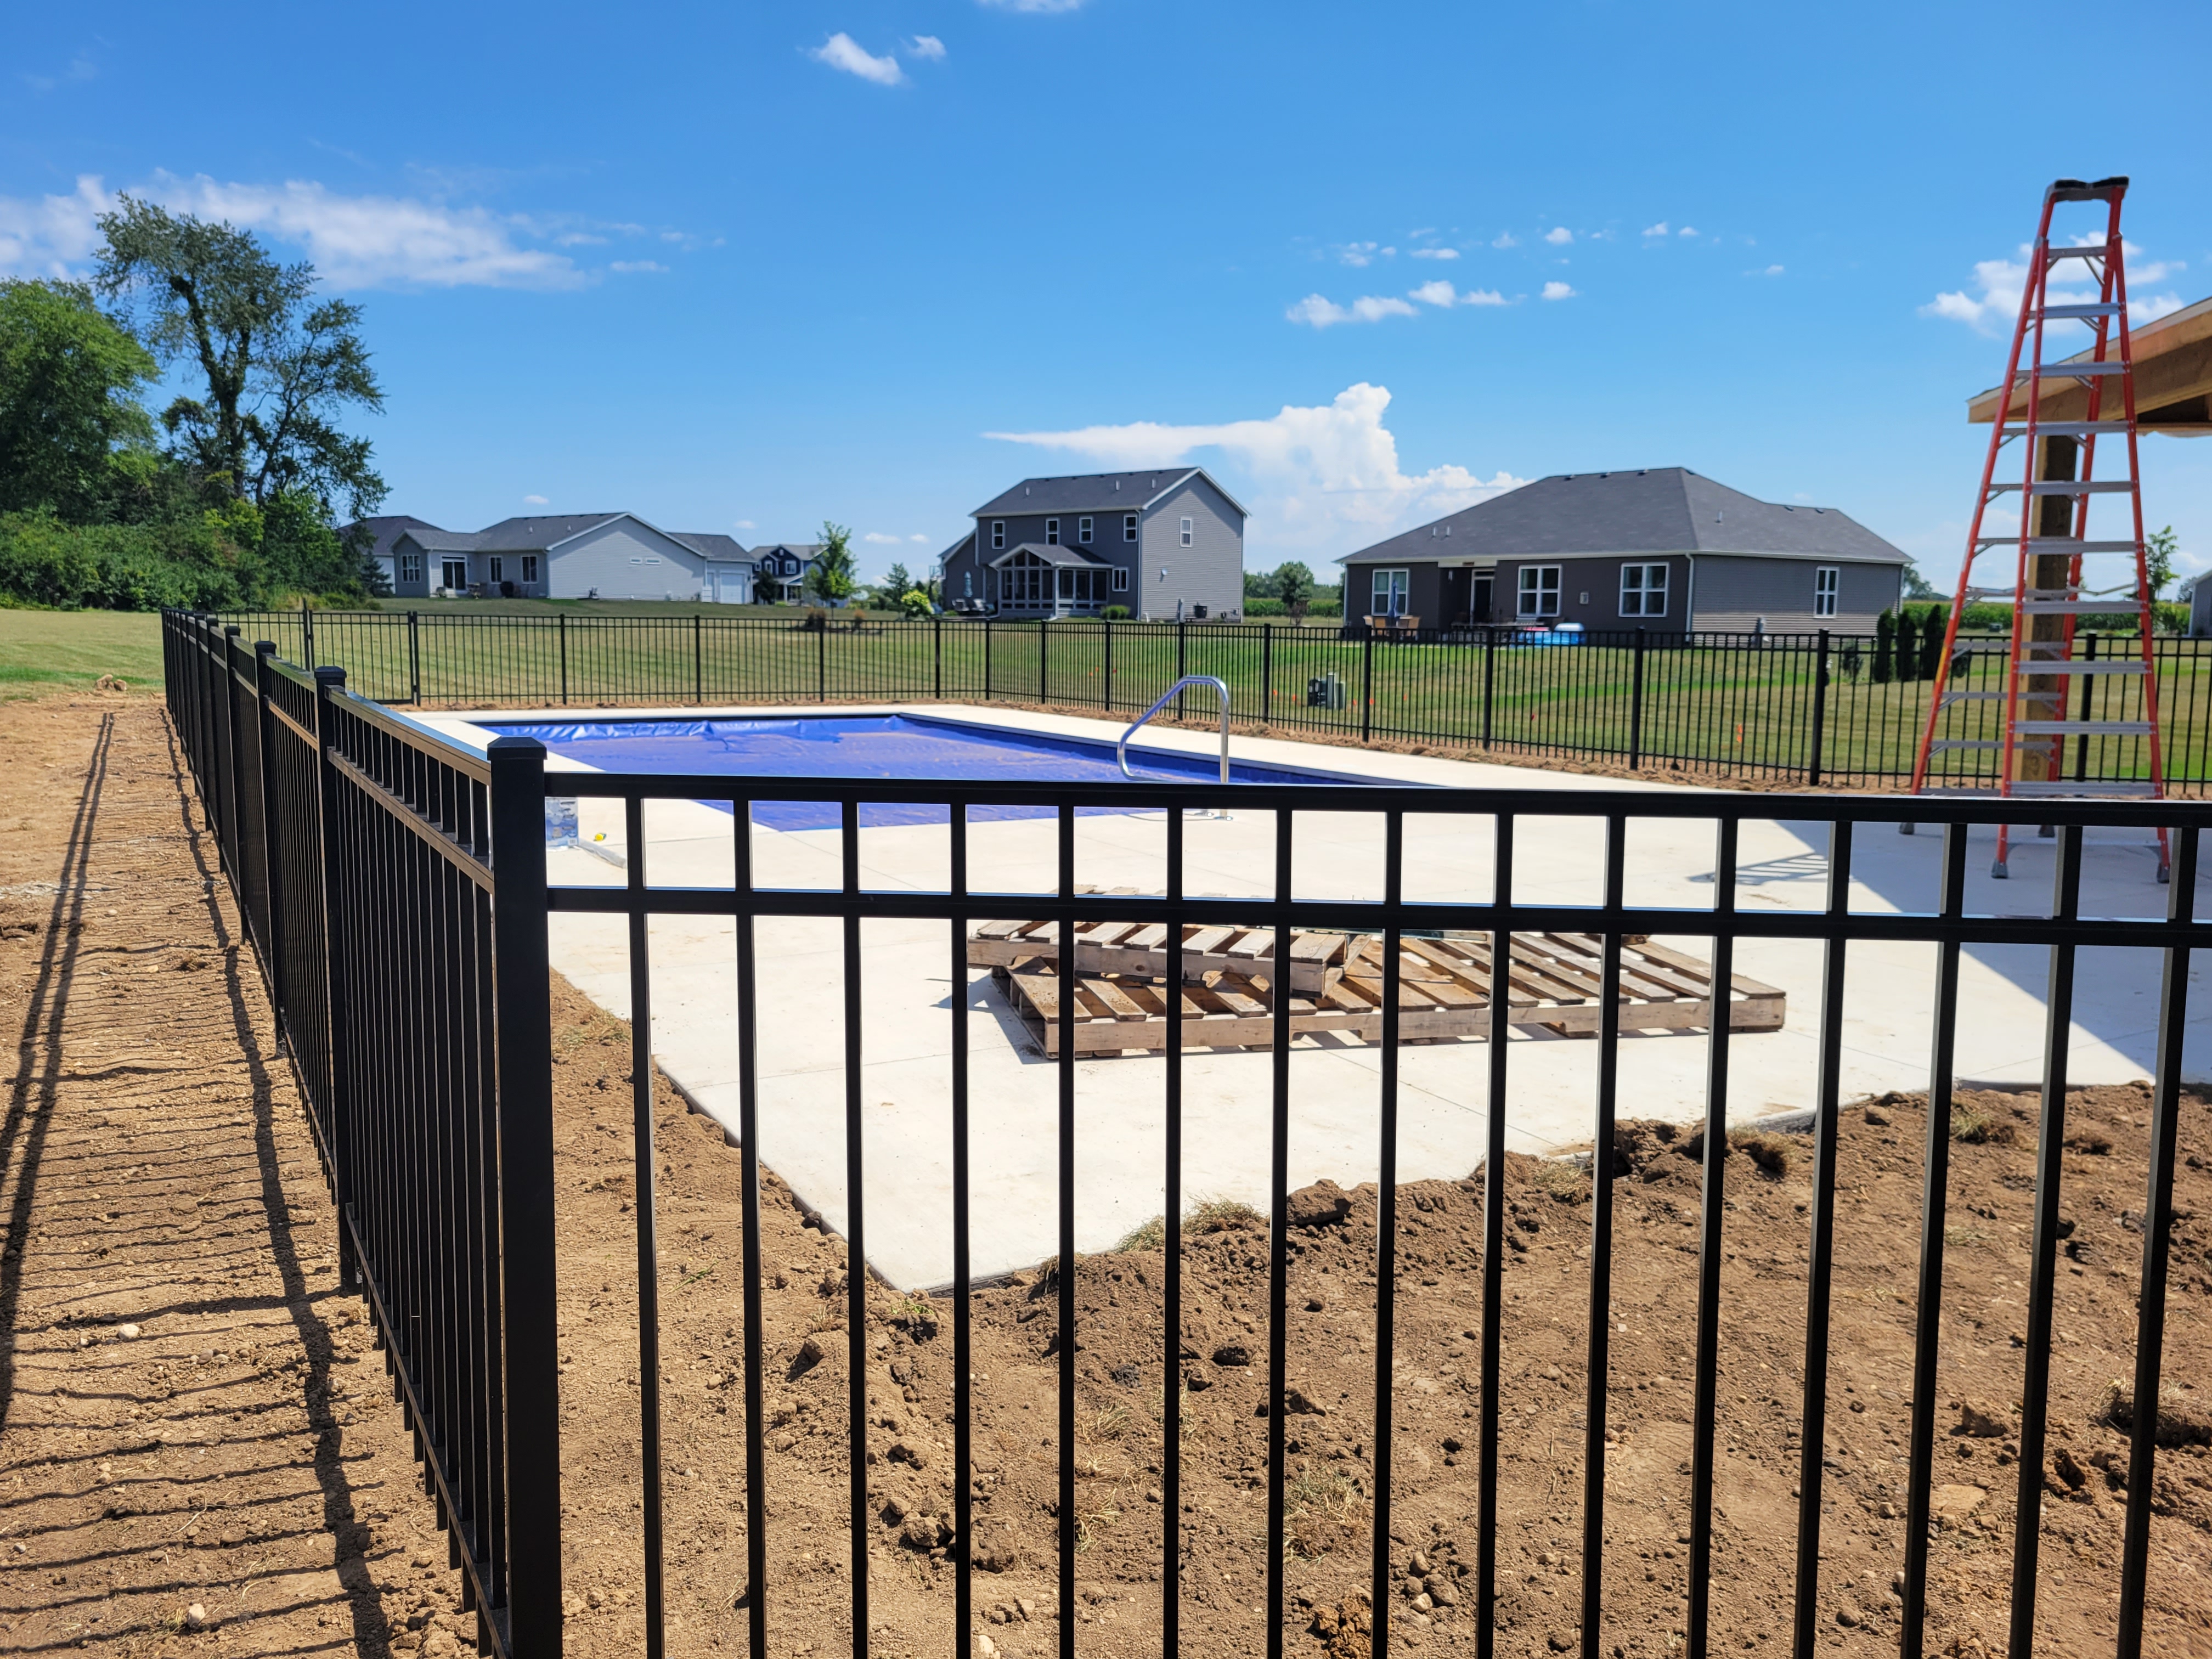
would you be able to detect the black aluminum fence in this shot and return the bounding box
[163,611,2205,1658]
[207,607,2212,794]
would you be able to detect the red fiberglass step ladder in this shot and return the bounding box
[1906,176,2168,882]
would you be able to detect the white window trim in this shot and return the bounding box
[1079,516,1093,543]
[1369,567,1410,612]
[399,552,423,584]
[991,520,1006,551]
[1618,562,1668,618]
[1517,564,1562,619]
[1814,565,1839,618]
[1123,514,1138,542]
[521,554,539,584]
[1112,566,1128,592]
[1180,516,1194,546]
[1046,518,1060,545]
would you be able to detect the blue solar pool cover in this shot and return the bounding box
[479,712,1390,831]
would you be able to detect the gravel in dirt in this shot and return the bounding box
[0,695,480,1656]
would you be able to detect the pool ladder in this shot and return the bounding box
[1118,676,1231,816]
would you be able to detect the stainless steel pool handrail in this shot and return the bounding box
[1118,676,1231,797]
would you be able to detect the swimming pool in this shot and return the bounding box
[481,712,1392,831]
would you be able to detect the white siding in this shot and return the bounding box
[545,521,706,600]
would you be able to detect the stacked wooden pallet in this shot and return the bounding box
[969,917,1784,1058]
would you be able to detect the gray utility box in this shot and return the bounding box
[1307,673,1347,710]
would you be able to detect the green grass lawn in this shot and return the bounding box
[0,607,166,699]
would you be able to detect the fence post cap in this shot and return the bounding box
[313,665,347,689]
[255,639,279,656]
[223,623,242,637]
[487,735,548,762]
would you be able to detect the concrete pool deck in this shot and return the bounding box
[424,702,2204,1290]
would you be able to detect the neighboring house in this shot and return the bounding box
[348,515,446,594]
[348,513,757,602]
[938,469,1247,621]
[749,543,826,606]
[1336,468,1908,634]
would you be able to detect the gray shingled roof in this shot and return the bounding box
[471,514,629,552]
[972,467,1248,519]
[672,532,750,562]
[988,541,1114,569]
[345,515,448,563]
[395,524,483,554]
[1338,469,1904,566]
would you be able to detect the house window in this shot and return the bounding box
[442,558,468,590]
[1180,516,1193,546]
[489,556,504,583]
[1046,518,1060,545]
[1619,562,1668,618]
[1517,565,1562,619]
[1113,567,1129,592]
[1123,514,1137,541]
[521,555,539,584]
[991,521,1006,551]
[1814,566,1839,618]
[963,572,973,597]
[399,552,422,584]
[1370,568,1410,614]
[1079,516,1093,543]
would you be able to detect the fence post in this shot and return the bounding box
[221,625,247,894]
[486,736,562,1656]
[933,616,943,700]
[557,613,568,706]
[1177,621,1188,720]
[1359,624,1375,744]
[1103,620,1113,713]
[816,618,827,702]
[253,640,289,1021]
[2074,632,2097,781]
[693,614,703,705]
[312,665,358,1284]
[1628,627,1648,770]
[302,596,315,667]
[407,611,422,705]
[1261,624,1273,724]
[1482,627,1496,750]
[1807,630,1831,788]
[984,619,993,702]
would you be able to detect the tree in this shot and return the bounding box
[94,195,387,521]
[0,280,157,522]
[1901,558,1943,601]
[1871,609,1896,684]
[879,560,912,609]
[806,522,856,605]
[2147,525,2179,600]
[1274,561,1314,611]
[1918,606,1947,680]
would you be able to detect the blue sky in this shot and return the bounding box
[6,0,2211,590]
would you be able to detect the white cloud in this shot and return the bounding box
[1338,241,1381,267]
[1642,221,1669,237]
[0,172,598,289]
[906,34,947,59]
[1285,292,1418,328]
[984,382,1528,560]
[1408,280,1508,309]
[735,519,757,531]
[810,32,905,84]
[1921,239,2186,340]
[524,494,549,505]
[862,532,912,545]
[2133,292,2189,324]
[1541,280,1577,301]
[1678,226,1698,237]
[610,259,668,273]
[1751,263,1784,277]
[1491,232,1517,249]
[910,534,930,543]
[1409,246,1459,260]
[1543,226,1573,245]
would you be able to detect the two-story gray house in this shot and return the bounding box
[938,469,1247,621]
[1336,468,1908,635]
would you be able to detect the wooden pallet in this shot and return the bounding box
[982,929,1784,1057]
[969,917,1352,993]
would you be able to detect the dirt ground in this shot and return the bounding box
[3,692,2209,1659]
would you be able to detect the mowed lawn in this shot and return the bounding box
[0,609,165,699]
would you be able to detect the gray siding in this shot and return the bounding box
[1690,555,1901,633]
[1139,477,1243,621]
[1491,555,1694,633]
[961,510,1138,610]
[545,521,705,601]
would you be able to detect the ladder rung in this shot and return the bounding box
[2021,600,2146,615]
[2000,421,2130,436]
[2011,720,2154,737]
[2005,780,2160,798]
[2011,659,2147,675]
[2033,359,2128,375]
[2034,304,2123,320]
[1972,538,2138,551]
[1985,480,2136,495]
[1939,691,2006,704]
[1931,739,2001,751]
[2044,245,2111,262]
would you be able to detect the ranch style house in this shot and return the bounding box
[1337,467,1909,634]
[350,514,761,603]
[936,469,1248,622]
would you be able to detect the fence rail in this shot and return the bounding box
[163,610,2206,1657]
[210,607,2212,793]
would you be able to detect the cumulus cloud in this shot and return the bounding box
[1541,280,1577,301]
[1543,227,1573,245]
[1678,226,1699,237]
[735,519,757,531]
[1921,239,2185,338]
[810,32,904,84]
[862,532,908,545]
[610,259,668,273]
[1409,246,1459,260]
[1408,280,1508,309]
[524,494,549,505]
[1491,232,1517,249]
[984,382,1528,559]
[906,34,947,59]
[1752,264,1784,277]
[0,171,595,289]
[1285,292,1418,328]
[1642,221,1669,238]
[910,533,931,543]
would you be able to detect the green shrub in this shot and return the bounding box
[1103,604,1131,620]
[0,510,258,610]
[1245,596,1286,617]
